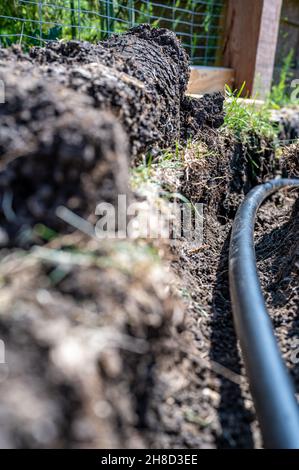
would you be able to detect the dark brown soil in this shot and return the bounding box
[0,26,223,245]
[142,137,299,449]
[0,26,224,448]
[0,238,180,448]
[0,71,129,244]
[281,142,299,178]
[0,25,298,449]
[1,25,224,161]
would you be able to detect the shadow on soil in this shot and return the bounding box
[210,232,255,449]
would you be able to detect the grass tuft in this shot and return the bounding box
[223,83,279,144]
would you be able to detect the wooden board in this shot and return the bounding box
[223,0,283,98]
[187,66,235,95]
[253,0,283,98]
[223,0,264,97]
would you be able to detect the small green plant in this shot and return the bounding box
[223,82,278,143]
[130,154,155,189]
[268,49,297,108]
[33,223,58,242]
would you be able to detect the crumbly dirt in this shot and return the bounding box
[0,74,129,245]
[142,137,299,449]
[0,26,298,449]
[0,25,223,245]
[2,137,297,448]
[1,25,224,161]
[281,142,299,178]
[0,237,182,448]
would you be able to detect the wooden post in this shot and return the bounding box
[223,0,283,98]
[187,66,234,95]
[253,0,283,97]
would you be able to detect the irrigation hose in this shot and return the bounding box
[229,178,299,449]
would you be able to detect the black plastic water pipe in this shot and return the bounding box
[229,178,299,449]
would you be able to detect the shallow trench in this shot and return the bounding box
[141,143,299,449]
[0,28,298,449]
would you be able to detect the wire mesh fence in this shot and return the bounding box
[0,1,226,65]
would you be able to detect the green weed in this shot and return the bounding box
[268,50,299,108]
[223,82,278,143]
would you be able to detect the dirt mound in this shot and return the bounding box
[2,26,224,159]
[181,94,225,140]
[180,129,280,222]
[5,25,295,450]
[0,26,224,246]
[0,238,180,448]
[0,68,129,245]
